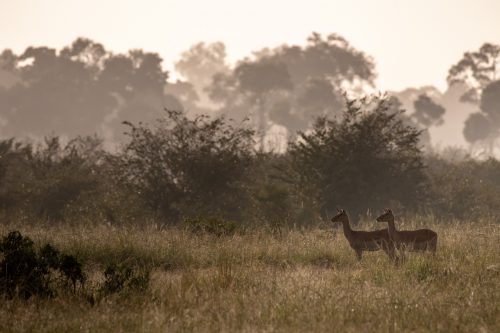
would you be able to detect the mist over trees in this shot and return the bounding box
[379,91,446,150]
[0,38,174,143]
[174,42,230,109]
[1,33,495,154]
[1,33,500,223]
[206,33,376,149]
[448,43,500,154]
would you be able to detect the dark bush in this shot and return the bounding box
[0,231,52,299]
[0,136,113,222]
[39,243,62,269]
[0,231,85,299]
[0,139,33,217]
[285,96,427,222]
[59,254,85,292]
[28,136,103,221]
[99,263,150,296]
[426,155,500,220]
[119,109,255,222]
[247,153,297,225]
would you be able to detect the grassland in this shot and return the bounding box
[0,219,499,332]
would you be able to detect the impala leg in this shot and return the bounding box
[389,247,399,263]
[397,245,406,263]
[389,247,401,264]
[430,237,437,255]
[380,239,398,263]
[355,248,362,261]
[382,243,395,261]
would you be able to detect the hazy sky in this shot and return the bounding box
[1,0,499,91]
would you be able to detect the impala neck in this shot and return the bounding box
[386,217,397,236]
[340,217,353,239]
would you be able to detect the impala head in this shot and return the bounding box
[376,208,394,223]
[331,208,348,224]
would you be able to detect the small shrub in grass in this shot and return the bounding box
[0,231,85,299]
[99,263,150,297]
[39,244,61,269]
[59,254,85,292]
[183,216,237,237]
[0,231,53,299]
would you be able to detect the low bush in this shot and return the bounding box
[0,231,85,299]
[99,263,150,297]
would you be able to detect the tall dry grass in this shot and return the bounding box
[0,220,499,332]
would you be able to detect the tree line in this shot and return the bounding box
[1,96,499,225]
[1,34,499,153]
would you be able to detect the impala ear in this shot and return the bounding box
[337,208,341,213]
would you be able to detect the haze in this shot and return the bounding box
[1,0,499,90]
[1,0,500,150]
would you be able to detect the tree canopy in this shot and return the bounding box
[0,38,172,141]
[119,109,255,222]
[206,33,376,147]
[284,95,426,221]
[447,43,500,104]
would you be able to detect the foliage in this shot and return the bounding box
[0,231,85,299]
[119,109,255,222]
[1,124,500,224]
[174,42,229,97]
[59,254,85,291]
[463,80,500,152]
[384,94,445,149]
[207,33,376,141]
[0,136,147,224]
[0,139,33,216]
[285,95,426,221]
[29,137,103,221]
[425,155,500,220]
[0,136,108,222]
[447,43,500,152]
[412,94,445,127]
[447,43,500,103]
[99,263,150,296]
[480,80,500,126]
[463,112,492,144]
[0,38,171,139]
[235,59,293,94]
[247,153,297,224]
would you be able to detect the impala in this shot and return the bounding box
[376,209,437,253]
[331,209,395,261]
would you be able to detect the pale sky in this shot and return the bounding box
[1,0,499,91]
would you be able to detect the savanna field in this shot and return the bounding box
[1,218,498,333]
[3,1,500,332]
